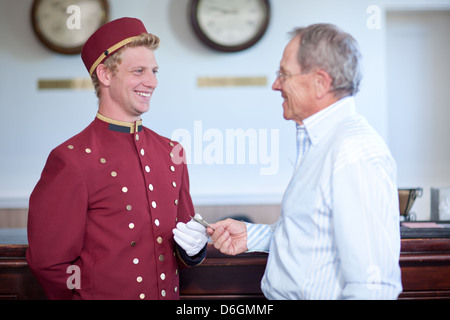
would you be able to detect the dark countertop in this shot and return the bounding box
[1,223,450,247]
[400,222,450,239]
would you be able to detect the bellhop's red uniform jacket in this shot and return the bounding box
[27,114,205,300]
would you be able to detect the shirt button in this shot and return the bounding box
[133,258,139,264]
[170,166,175,172]
[137,276,143,283]
[130,241,137,247]
[139,293,145,300]
[148,184,154,191]
[135,134,140,141]
[159,255,164,262]
[140,149,145,156]
[157,237,162,244]
[128,223,135,229]
[161,290,166,297]
[154,219,160,226]
[160,273,166,280]
[145,166,150,173]
[152,201,157,208]
[122,187,128,193]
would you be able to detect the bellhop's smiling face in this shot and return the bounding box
[98,46,159,122]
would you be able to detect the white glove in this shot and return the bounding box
[173,213,208,257]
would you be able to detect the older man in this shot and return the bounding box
[209,24,402,300]
[27,18,208,300]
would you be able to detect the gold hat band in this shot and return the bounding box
[89,35,140,76]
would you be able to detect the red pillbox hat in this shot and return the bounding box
[82,17,148,76]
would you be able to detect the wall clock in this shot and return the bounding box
[31,0,109,55]
[190,0,271,52]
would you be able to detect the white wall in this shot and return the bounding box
[1,0,449,218]
[387,10,450,220]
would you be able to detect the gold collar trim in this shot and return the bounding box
[96,113,143,134]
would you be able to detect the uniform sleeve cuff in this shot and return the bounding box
[176,244,207,267]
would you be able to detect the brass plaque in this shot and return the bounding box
[38,78,94,90]
[197,76,267,88]
[39,77,268,90]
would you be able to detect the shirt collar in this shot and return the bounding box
[302,96,356,145]
[96,112,143,134]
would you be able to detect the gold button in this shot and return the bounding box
[152,201,157,208]
[122,187,128,193]
[145,166,150,173]
[111,171,118,177]
[159,255,164,262]
[129,223,135,229]
[161,290,166,297]
[133,258,139,264]
[157,237,162,244]
[68,145,74,150]
[130,241,136,247]
[137,276,143,283]
[160,273,166,280]
[140,149,145,156]
[85,148,92,154]
[148,184,154,191]
[100,158,106,164]
[154,219,160,226]
[139,293,145,300]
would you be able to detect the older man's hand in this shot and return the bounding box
[207,219,248,256]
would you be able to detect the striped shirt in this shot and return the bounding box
[246,97,402,299]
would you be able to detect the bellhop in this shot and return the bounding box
[26,17,207,300]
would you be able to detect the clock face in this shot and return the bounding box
[191,0,270,52]
[31,0,109,54]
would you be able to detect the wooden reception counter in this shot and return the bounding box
[1,224,450,300]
